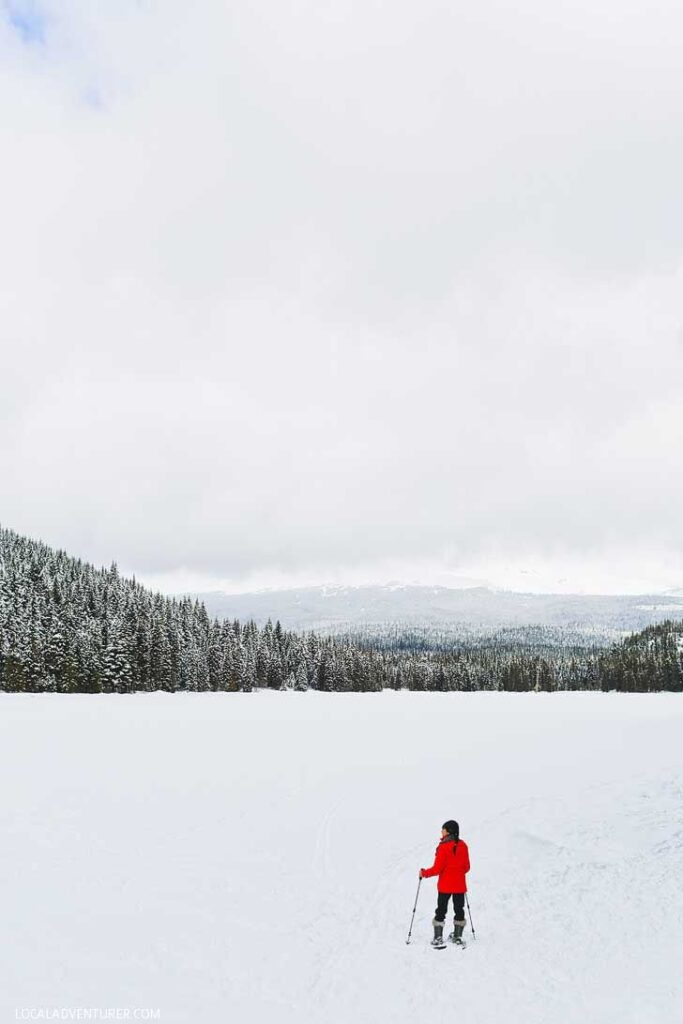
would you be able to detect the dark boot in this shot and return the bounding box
[450,917,466,944]
[431,919,445,946]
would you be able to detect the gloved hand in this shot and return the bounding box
[419,869,426,879]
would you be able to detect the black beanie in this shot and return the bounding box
[442,820,459,839]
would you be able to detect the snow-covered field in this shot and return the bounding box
[2,692,683,1024]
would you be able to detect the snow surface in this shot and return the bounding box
[2,692,683,1024]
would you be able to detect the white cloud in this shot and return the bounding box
[1,0,682,592]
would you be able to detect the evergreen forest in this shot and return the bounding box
[1,527,682,694]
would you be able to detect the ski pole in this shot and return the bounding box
[465,893,476,940]
[405,876,422,944]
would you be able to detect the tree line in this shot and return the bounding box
[1,527,682,694]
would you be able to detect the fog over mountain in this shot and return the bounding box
[195,584,683,640]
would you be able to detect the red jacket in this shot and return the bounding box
[422,838,470,893]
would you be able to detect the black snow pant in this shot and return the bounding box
[434,892,465,923]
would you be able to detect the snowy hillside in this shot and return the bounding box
[2,692,682,1024]
[195,584,683,638]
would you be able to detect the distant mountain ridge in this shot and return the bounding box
[194,584,683,639]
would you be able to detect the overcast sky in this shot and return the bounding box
[1,0,682,595]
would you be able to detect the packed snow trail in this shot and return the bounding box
[1,692,682,1024]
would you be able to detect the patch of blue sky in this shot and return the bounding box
[82,85,106,111]
[5,1,46,45]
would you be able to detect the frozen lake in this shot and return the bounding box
[2,691,683,1024]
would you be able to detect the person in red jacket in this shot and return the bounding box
[420,820,470,946]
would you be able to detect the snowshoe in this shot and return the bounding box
[431,920,446,949]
